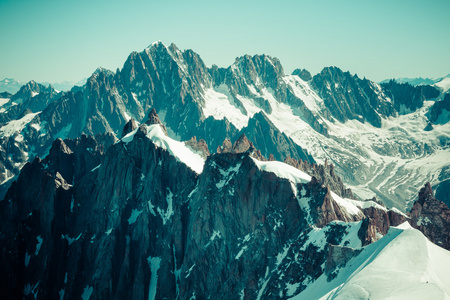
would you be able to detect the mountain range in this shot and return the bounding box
[0,41,449,299]
[380,74,450,93]
[1,42,449,209]
[0,78,87,94]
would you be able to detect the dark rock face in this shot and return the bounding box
[0,133,112,299]
[0,91,12,98]
[121,118,138,138]
[240,111,315,163]
[409,183,450,250]
[311,66,396,128]
[292,69,312,81]
[381,80,440,114]
[429,93,450,124]
[435,166,450,208]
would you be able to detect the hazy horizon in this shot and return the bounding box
[1,0,449,83]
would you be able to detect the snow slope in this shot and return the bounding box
[292,223,450,300]
[0,112,40,137]
[434,77,450,93]
[251,157,311,184]
[121,124,205,174]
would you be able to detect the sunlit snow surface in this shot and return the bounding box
[251,158,311,184]
[0,112,40,137]
[0,98,10,112]
[291,223,450,299]
[201,74,450,210]
[435,77,450,93]
[121,124,205,174]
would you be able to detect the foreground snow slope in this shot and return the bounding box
[292,222,450,300]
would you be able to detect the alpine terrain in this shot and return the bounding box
[1,41,449,299]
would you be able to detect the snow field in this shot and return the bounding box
[0,112,40,137]
[121,124,205,174]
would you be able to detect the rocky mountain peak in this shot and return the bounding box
[92,67,114,78]
[148,40,165,48]
[292,68,312,81]
[12,80,46,100]
[418,182,434,205]
[147,40,170,55]
[145,108,168,135]
[184,136,210,159]
[216,138,232,153]
[121,118,138,138]
[231,133,253,153]
[49,138,73,156]
[231,54,285,89]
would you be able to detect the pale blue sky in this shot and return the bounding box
[0,0,449,83]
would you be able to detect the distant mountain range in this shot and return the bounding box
[380,74,450,93]
[0,78,87,94]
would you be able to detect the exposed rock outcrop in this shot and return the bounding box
[292,68,312,81]
[121,118,138,138]
[409,182,450,250]
[145,108,168,135]
[325,244,362,280]
[184,136,210,159]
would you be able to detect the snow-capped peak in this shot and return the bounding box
[147,40,166,49]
